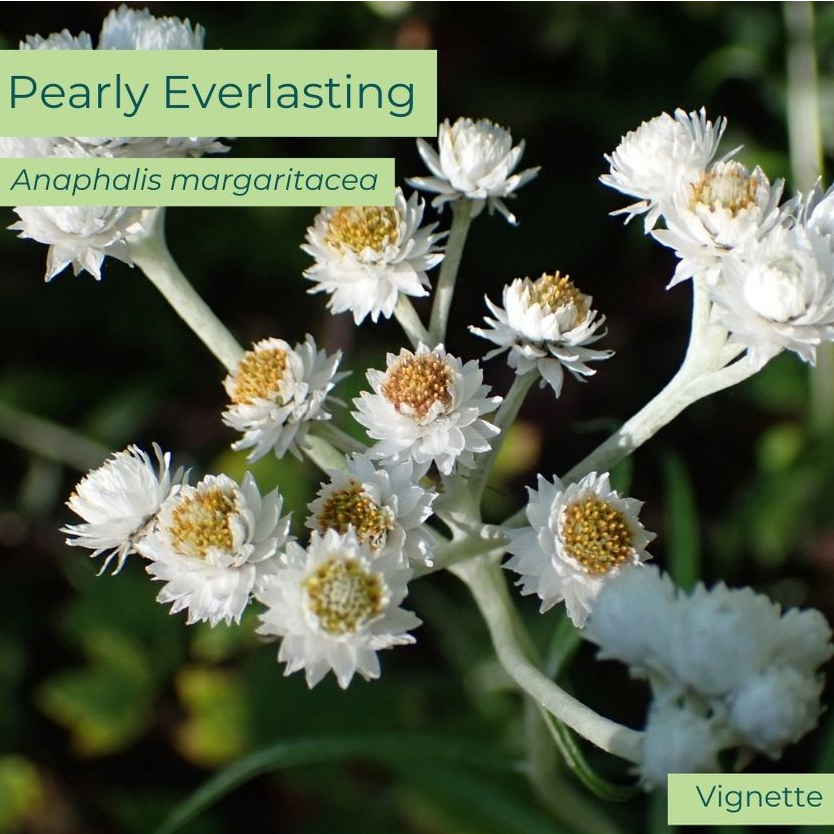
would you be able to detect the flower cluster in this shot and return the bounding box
[6,5,227,281]
[603,107,834,370]
[21,7,828,794]
[585,567,833,788]
[64,444,425,687]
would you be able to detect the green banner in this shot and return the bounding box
[0,49,436,137]
[668,774,834,826]
[0,157,395,206]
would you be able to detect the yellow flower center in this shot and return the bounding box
[691,162,758,216]
[315,481,394,550]
[304,557,385,635]
[231,347,289,405]
[529,272,588,323]
[381,352,453,421]
[326,206,400,254]
[168,487,236,558]
[561,496,633,575]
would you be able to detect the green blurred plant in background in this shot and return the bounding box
[3,3,834,834]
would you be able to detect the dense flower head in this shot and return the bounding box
[63,444,183,574]
[138,472,292,626]
[302,189,444,323]
[653,159,788,286]
[601,108,726,231]
[10,204,143,281]
[352,343,501,475]
[410,117,539,224]
[471,271,612,396]
[222,336,346,461]
[584,567,833,785]
[506,472,654,626]
[306,454,437,567]
[256,529,420,689]
[708,223,834,369]
[98,4,205,49]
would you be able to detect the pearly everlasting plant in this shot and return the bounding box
[12,11,833,812]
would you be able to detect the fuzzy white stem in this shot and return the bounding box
[429,200,473,345]
[393,295,430,348]
[130,209,244,373]
[452,557,643,763]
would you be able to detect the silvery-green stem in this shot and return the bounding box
[451,557,643,763]
[429,200,473,345]
[130,209,244,373]
[393,295,429,348]
[468,370,538,502]
[502,282,755,528]
[784,1,832,432]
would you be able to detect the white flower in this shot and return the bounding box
[708,224,834,369]
[352,343,501,476]
[583,565,676,674]
[137,472,291,626]
[15,10,224,161]
[470,271,612,396]
[729,666,824,758]
[639,702,724,790]
[410,117,539,224]
[256,528,420,689]
[98,4,205,49]
[222,336,345,462]
[653,160,789,286]
[9,205,144,281]
[302,189,444,324]
[601,108,726,231]
[62,444,182,574]
[0,138,56,158]
[21,30,93,49]
[506,472,654,627]
[59,136,228,159]
[306,454,437,568]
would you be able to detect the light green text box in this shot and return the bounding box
[0,50,436,137]
[0,158,395,206]
[668,774,834,826]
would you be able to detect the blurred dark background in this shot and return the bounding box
[2,2,834,833]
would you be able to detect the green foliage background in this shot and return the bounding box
[1,2,834,832]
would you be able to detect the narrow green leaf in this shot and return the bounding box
[662,453,701,591]
[154,733,519,834]
[539,709,640,803]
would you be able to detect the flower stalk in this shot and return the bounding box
[451,556,644,763]
[130,209,244,372]
[428,200,473,344]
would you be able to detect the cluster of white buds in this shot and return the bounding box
[5,5,227,281]
[603,107,834,371]
[585,568,833,788]
[18,4,829,794]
